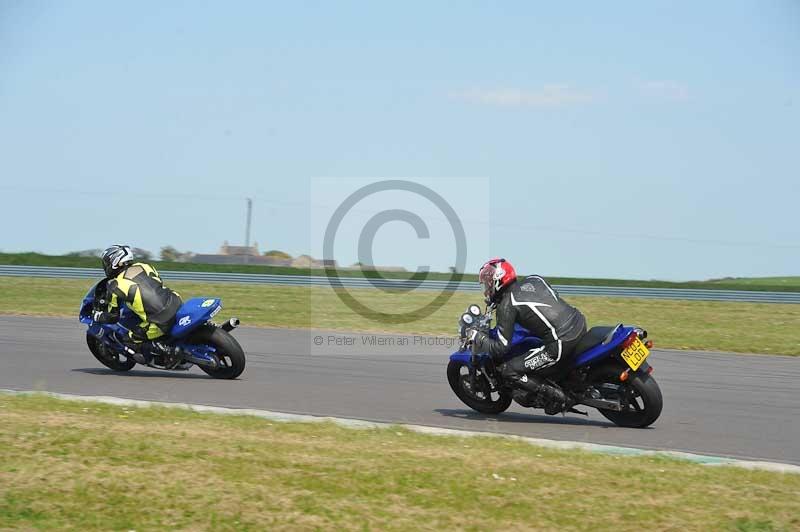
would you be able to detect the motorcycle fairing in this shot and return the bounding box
[170,297,222,338]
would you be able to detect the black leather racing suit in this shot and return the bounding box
[92,262,183,365]
[472,276,587,404]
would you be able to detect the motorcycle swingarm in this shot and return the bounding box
[579,397,624,411]
[178,345,219,368]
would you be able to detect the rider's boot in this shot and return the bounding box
[123,339,183,369]
[498,360,570,415]
[543,388,569,415]
[145,340,187,369]
[132,351,150,365]
[119,340,151,365]
[506,370,568,415]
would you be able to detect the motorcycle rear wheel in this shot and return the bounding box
[189,326,246,380]
[447,360,512,415]
[86,333,136,371]
[589,363,663,428]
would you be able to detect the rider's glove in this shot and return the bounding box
[465,328,486,354]
[92,310,118,324]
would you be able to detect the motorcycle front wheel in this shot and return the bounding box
[447,360,511,415]
[86,333,136,371]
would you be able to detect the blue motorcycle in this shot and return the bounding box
[448,304,662,427]
[79,279,246,379]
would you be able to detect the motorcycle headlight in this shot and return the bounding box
[468,304,481,317]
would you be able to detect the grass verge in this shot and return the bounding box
[1,394,798,531]
[1,276,799,355]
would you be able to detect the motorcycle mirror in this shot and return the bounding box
[468,304,481,317]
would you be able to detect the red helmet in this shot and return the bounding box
[478,258,517,304]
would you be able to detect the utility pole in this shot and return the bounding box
[245,198,252,248]
[244,198,252,265]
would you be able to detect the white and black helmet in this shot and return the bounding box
[101,245,134,278]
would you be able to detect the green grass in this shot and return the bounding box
[1,394,798,531]
[2,252,799,292]
[1,276,799,355]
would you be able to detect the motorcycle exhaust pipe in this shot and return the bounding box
[220,317,240,332]
[185,354,218,368]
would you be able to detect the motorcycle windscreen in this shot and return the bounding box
[79,279,107,322]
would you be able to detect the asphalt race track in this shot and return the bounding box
[1,315,797,465]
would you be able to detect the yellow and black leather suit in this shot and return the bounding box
[101,263,183,341]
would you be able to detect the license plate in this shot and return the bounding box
[621,337,650,371]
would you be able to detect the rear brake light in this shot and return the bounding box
[621,331,638,349]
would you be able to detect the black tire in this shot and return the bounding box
[189,326,246,380]
[589,364,663,428]
[86,333,136,371]
[447,360,512,415]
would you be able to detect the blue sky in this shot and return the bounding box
[1,1,798,280]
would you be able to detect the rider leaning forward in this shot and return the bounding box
[466,258,588,414]
[91,245,188,369]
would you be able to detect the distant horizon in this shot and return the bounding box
[1,249,797,284]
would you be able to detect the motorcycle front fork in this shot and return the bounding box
[469,364,501,396]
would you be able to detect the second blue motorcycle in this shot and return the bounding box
[448,304,662,427]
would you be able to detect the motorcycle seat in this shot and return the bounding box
[574,324,621,354]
